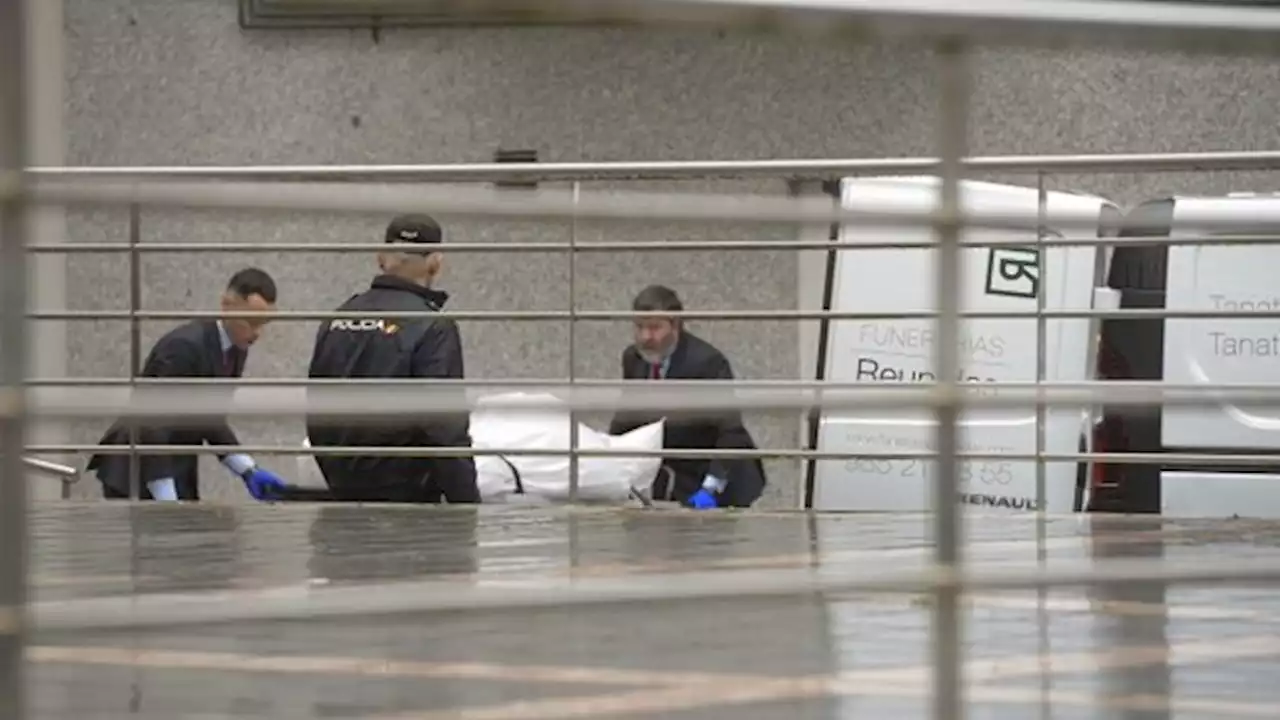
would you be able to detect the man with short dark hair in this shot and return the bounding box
[609,284,767,509]
[306,214,481,504]
[88,268,288,502]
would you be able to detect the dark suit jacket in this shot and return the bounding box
[87,319,245,501]
[608,331,766,507]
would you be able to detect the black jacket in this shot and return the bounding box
[306,275,479,503]
[608,331,766,507]
[88,319,245,501]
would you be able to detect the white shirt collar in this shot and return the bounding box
[216,320,233,353]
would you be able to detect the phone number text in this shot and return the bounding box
[842,458,1016,486]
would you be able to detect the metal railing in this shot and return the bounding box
[15,119,1280,720]
[235,0,1280,51]
[21,457,75,479]
[29,149,1280,181]
[10,1,1280,720]
[17,163,1280,719]
[17,147,1280,481]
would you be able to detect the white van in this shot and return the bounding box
[1089,194,1280,518]
[808,177,1122,513]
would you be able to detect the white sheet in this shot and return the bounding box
[297,391,665,504]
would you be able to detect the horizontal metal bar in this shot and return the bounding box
[23,377,568,388]
[30,554,1280,633]
[22,378,934,388]
[28,310,567,321]
[27,307,1280,322]
[22,234,1280,254]
[13,178,1178,230]
[239,3,551,30]
[14,382,1280,421]
[31,242,579,254]
[22,376,1099,389]
[30,444,1280,467]
[221,0,1280,58]
[16,377,1280,391]
[22,457,76,478]
[601,0,1280,57]
[28,150,1280,183]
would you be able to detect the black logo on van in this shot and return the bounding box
[984,247,1041,299]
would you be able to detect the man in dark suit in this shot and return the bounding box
[88,268,288,502]
[608,285,767,509]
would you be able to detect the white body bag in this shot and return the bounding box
[297,392,665,504]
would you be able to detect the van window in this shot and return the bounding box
[1107,198,1173,292]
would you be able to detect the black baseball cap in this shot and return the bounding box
[385,214,443,249]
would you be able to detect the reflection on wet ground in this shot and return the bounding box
[24,502,1280,718]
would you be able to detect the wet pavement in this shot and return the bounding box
[20,502,1280,718]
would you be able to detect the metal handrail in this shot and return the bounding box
[12,375,1272,389]
[26,178,1125,228]
[24,307,1280,321]
[28,176,1280,231]
[27,150,1280,182]
[22,457,76,478]
[14,377,1280,391]
[21,377,583,387]
[32,444,1280,466]
[21,234,1280,254]
[15,381,1280,420]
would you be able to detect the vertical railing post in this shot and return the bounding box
[127,203,142,499]
[125,205,145,716]
[931,36,970,720]
[567,182,581,505]
[1034,171,1052,720]
[1034,173,1049,516]
[0,0,32,715]
[1034,174,1049,515]
[567,182,582,570]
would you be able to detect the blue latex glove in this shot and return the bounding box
[147,477,179,502]
[687,488,718,510]
[241,466,287,501]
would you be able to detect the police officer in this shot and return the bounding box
[306,214,481,504]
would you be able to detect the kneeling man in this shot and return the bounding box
[608,285,767,509]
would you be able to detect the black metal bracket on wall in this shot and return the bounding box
[237,0,614,29]
[493,148,540,190]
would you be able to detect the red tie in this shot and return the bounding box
[223,349,235,376]
[650,363,662,380]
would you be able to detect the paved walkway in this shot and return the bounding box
[22,502,1280,718]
